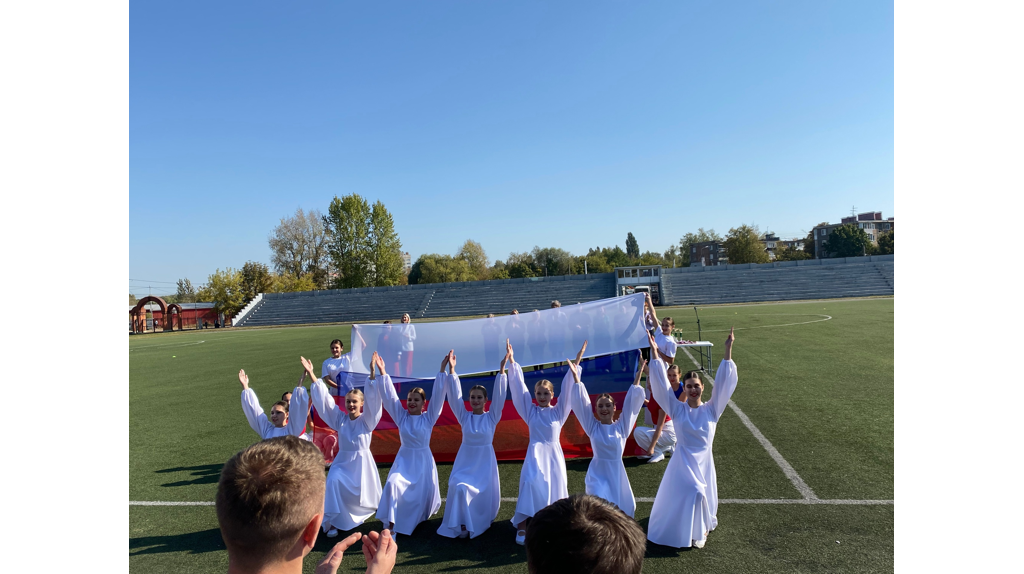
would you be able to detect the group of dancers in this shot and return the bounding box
[236,315,738,550]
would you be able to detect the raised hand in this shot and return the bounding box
[315,533,362,574]
[448,350,457,373]
[238,369,249,390]
[506,338,515,364]
[574,340,588,367]
[362,529,398,574]
[724,326,735,361]
[567,358,581,383]
[298,369,307,384]
[370,351,379,379]
[646,330,657,354]
[373,352,387,376]
[439,353,450,373]
[501,340,510,374]
[634,358,647,386]
[300,356,316,377]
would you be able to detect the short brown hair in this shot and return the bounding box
[469,385,488,400]
[216,436,326,568]
[526,494,646,574]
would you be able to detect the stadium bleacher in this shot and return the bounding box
[235,256,893,327]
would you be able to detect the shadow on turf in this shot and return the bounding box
[130,528,225,556]
[155,463,224,487]
[635,517,696,557]
[313,518,525,571]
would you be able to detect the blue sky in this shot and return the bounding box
[130,1,893,297]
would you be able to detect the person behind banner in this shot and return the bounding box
[481,314,503,370]
[567,356,646,517]
[526,309,547,365]
[397,313,417,376]
[438,347,509,539]
[634,362,685,464]
[508,339,586,545]
[377,321,401,377]
[321,339,346,395]
[237,368,311,441]
[372,351,444,537]
[646,327,738,549]
[215,436,397,574]
[302,355,384,538]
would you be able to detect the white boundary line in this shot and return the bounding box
[694,314,832,333]
[678,346,819,500]
[129,498,892,507]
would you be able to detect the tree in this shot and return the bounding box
[201,268,245,318]
[532,246,574,276]
[456,240,489,280]
[408,254,473,284]
[724,224,770,264]
[504,252,539,278]
[803,229,817,259]
[638,250,669,266]
[129,293,138,305]
[367,200,405,287]
[175,278,197,302]
[678,228,723,267]
[268,208,331,289]
[625,232,640,260]
[588,246,630,268]
[270,272,318,293]
[663,245,680,268]
[774,245,811,261]
[578,251,612,274]
[240,261,273,301]
[324,194,372,289]
[876,230,894,255]
[822,224,873,258]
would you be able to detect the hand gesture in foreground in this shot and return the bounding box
[238,369,249,390]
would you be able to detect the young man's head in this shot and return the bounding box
[525,494,646,574]
[215,436,326,571]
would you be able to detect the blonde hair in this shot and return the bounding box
[535,379,554,396]
[595,393,616,408]
[345,388,365,402]
[407,387,426,401]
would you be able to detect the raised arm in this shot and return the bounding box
[286,372,310,437]
[446,372,467,425]
[706,328,738,421]
[646,332,674,414]
[304,357,341,429]
[426,372,447,425]
[238,370,273,438]
[619,384,647,438]
[489,346,510,425]
[361,368,384,430]
[556,340,588,424]
[568,375,597,437]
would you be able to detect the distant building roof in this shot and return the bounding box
[129,302,216,312]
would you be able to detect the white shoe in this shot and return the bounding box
[326,528,338,538]
[647,453,665,464]
[692,538,706,548]
[637,454,651,460]
[457,530,470,539]
[515,530,526,545]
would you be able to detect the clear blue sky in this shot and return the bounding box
[130,1,893,297]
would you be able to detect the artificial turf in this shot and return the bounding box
[129,297,894,573]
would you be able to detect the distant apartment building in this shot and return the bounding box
[760,232,805,260]
[812,212,894,258]
[401,251,412,273]
[690,241,728,266]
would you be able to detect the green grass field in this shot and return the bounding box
[129,297,894,573]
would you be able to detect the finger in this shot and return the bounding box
[378,529,394,555]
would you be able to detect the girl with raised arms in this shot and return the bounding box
[507,339,586,545]
[438,347,509,539]
[372,351,446,537]
[567,354,647,517]
[302,354,383,538]
[237,368,310,441]
[646,327,738,549]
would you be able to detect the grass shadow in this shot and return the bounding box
[156,463,224,487]
[635,517,695,557]
[130,528,225,556]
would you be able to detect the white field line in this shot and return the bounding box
[694,314,832,333]
[128,340,207,351]
[130,498,892,507]
[678,346,819,501]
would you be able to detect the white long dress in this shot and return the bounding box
[508,362,573,527]
[569,381,646,517]
[375,372,445,535]
[310,377,384,532]
[646,357,738,548]
[241,385,310,440]
[438,371,508,538]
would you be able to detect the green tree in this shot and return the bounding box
[532,246,573,276]
[240,261,273,301]
[367,200,405,286]
[663,245,680,268]
[578,251,612,274]
[774,245,811,261]
[638,250,668,266]
[724,224,771,264]
[201,268,245,317]
[268,208,331,289]
[822,224,873,258]
[589,245,630,268]
[504,252,539,278]
[803,228,819,259]
[410,254,473,284]
[270,272,318,293]
[456,240,489,280]
[129,293,138,305]
[175,278,197,302]
[876,230,894,255]
[324,194,372,289]
[625,232,640,260]
[678,228,723,267]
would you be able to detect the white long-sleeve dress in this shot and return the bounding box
[508,362,573,527]
[568,380,646,517]
[241,385,310,440]
[438,371,508,538]
[311,377,383,532]
[646,357,738,548]
[375,372,445,535]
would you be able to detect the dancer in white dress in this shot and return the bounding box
[508,340,586,545]
[302,355,383,538]
[237,368,310,440]
[438,348,509,539]
[646,328,738,549]
[374,351,445,537]
[567,356,647,518]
